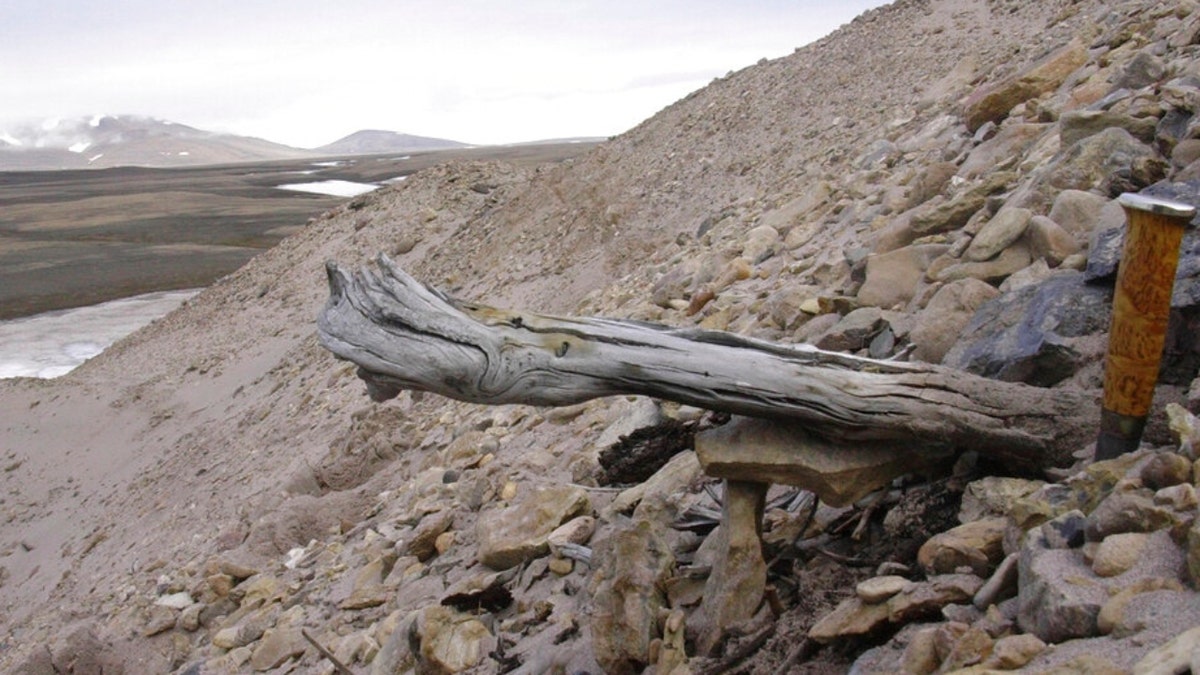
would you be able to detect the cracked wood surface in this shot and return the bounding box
[318,256,1099,469]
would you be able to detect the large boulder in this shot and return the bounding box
[943,271,1110,385]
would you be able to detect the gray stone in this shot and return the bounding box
[958,123,1047,180]
[1084,490,1175,541]
[943,271,1110,386]
[1112,50,1166,91]
[1018,530,1108,642]
[1059,110,1158,147]
[813,306,888,351]
[1041,509,1087,549]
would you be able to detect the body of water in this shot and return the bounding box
[0,289,198,379]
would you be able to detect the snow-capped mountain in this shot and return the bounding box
[0,115,313,170]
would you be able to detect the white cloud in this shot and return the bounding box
[0,0,890,147]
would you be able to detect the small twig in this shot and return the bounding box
[816,547,877,568]
[301,628,356,675]
[556,543,593,566]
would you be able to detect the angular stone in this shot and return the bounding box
[1084,490,1175,541]
[966,208,1032,262]
[939,625,994,671]
[927,241,1031,284]
[695,416,952,508]
[412,606,491,674]
[958,123,1048,179]
[910,278,999,364]
[808,596,892,643]
[857,244,949,309]
[959,476,1046,523]
[695,480,768,655]
[591,518,674,674]
[1018,531,1107,643]
[813,307,888,351]
[407,511,453,562]
[604,450,701,520]
[963,39,1086,131]
[917,517,1007,577]
[1041,128,1160,195]
[476,485,591,569]
[1041,509,1087,549]
[741,224,780,263]
[1059,110,1158,147]
[943,270,1111,387]
[910,172,1015,235]
[249,627,305,671]
[899,625,941,674]
[888,574,984,625]
[339,556,393,610]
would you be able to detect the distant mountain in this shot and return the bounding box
[0,115,314,170]
[314,129,469,155]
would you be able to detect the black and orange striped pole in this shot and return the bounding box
[1096,193,1196,461]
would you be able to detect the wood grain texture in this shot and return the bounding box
[318,256,1100,470]
[1103,209,1188,417]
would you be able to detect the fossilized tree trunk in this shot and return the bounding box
[318,256,1099,470]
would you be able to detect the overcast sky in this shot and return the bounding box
[1,1,890,148]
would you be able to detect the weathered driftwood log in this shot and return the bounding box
[318,256,1099,470]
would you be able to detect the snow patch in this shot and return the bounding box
[88,153,104,163]
[89,114,107,127]
[68,141,91,153]
[276,180,378,197]
[0,289,199,379]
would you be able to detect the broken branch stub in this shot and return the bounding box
[318,256,1098,470]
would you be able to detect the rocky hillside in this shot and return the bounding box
[3,0,1200,672]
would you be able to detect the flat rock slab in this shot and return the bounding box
[695,416,953,507]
